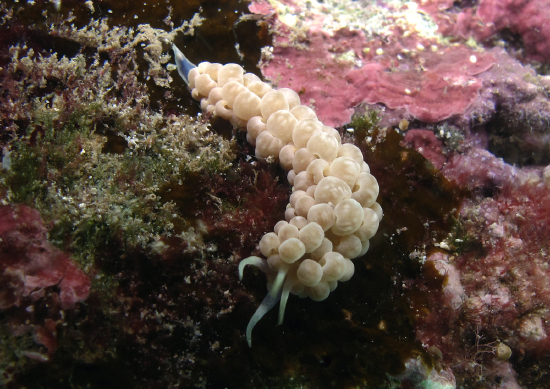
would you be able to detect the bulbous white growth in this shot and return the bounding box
[243,72,261,85]
[259,232,279,257]
[278,88,301,109]
[319,252,347,281]
[289,216,308,230]
[267,110,297,144]
[279,238,306,263]
[295,195,316,217]
[256,131,284,159]
[352,172,379,207]
[306,159,330,184]
[339,258,355,282]
[323,126,342,144]
[330,157,361,188]
[217,63,244,86]
[293,171,315,192]
[308,281,331,301]
[291,105,317,121]
[293,119,322,149]
[247,117,266,142]
[297,259,323,287]
[188,67,201,88]
[314,176,352,205]
[331,198,364,236]
[202,63,222,81]
[248,81,272,97]
[233,90,261,120]
[289,190,307,208]
[278,224,299,242]
[195,73,217,97]
[292,148,315,174]
[274,220,288,234]
[370,202,383,221]
[179,54,382,347]
[311,237,333,261]
[207,87,223,106]
[333,234,362,259]
[279,144,296,171]
[359,239,370,257]
[261,91,289,119]
[307,203,335,231]
[298,222,324,252]
[307,132,339,162]
[354,207,380,241]
[214,100,232,120]
[338,143,363,166]
[221,81,247,108]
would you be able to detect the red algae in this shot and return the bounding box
[404,143,550,386]
[0,204,90,310]
[0,204,90,362]
[403,129,446,170]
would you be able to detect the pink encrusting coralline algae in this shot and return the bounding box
[253,0,496,127]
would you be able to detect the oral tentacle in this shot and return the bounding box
[238,256,270,280]
[278,276,295,325]
[245,291,281,347]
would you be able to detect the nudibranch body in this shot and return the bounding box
[173,45,382,347]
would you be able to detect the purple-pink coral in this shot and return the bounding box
[346,46,495,123]
[255,2,496,126]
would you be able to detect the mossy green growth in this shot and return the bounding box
[0,324,37,378]
[0,102,236,267]
[6,108,90,203]
[4,145,44,204]
[345,108,381,140]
